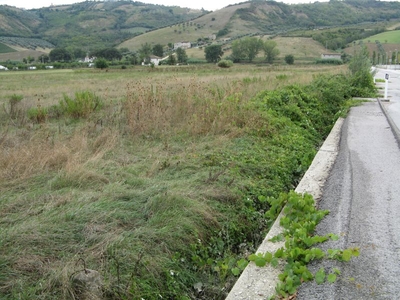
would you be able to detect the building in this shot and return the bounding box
[321,53,342,60]
[174,42,191,50]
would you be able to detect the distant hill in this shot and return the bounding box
[1,0,400,59]
[0,1,207,50]
[120,0,400,52]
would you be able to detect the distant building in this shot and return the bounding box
[321,53,342,60]
[0,65,8,71]
[174,42,191,49]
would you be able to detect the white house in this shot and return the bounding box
[0,65,8,71]
[174,42,191,49]
[321,53,342,60]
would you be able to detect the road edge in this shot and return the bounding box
[226,117,344,300]
[377,98,400,147]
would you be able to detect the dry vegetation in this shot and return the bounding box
[0,64,346,299]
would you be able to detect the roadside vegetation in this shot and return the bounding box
[0,52,376,300]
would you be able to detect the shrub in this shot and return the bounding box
[8,94,23,119]
[217,59,233,68]
[285,54,294,65]
[59,91,103,118]
[27,106,48,123]
[95,58,108,69]
[315,59,343,65]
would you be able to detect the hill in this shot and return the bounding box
[1,0,400,61]
[0,1,207,50]
[119,0,400,52]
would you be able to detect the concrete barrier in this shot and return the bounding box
[226,118,344,299]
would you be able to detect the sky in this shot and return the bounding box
[0,0,329,11]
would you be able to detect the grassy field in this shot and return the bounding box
[0,64,347,299]
[362,30,400,44]
[0,43,17,54]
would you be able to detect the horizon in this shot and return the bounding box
[0,0,328,11]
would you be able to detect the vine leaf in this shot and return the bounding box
[315,268,326,284]
[327,273,337,283]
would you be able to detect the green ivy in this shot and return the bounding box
[249,191,359,298]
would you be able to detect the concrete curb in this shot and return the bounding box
[226,118,344,300]
[377,98,400,147]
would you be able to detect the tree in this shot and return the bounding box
[95,58,108,69]
[263,40,279,64]
[231,39,247,62]
[49,48,72,62]
[176,48,188,64]
[348,45,375,97]
[285,54,294,65]
[167,54,176,65]
[152,44,164,57]
[139,42,153,64]
[205,45,223,63]
[38,54,50,63]
[92,48,122,61]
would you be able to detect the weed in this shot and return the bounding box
[250,192,360,298]
[59,91,103,118]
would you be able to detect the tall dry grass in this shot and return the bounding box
[0,125,118,184]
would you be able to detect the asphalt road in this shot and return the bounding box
[297,70,400,299]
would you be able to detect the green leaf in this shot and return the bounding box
[275,248,284,258]
[248,254,258,261]
[271,257,279,268]
[237,258,248,270]
[327,273,337,283]
[315,268,326,284]
[264,252,273,263]
[333,268,341,275]
[342,249,352,262]
[329,233,339,241]
[231,267,240,276]
[351,247,360,257]
[254,257,267,267]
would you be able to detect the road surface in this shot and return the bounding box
[297,68,400,299]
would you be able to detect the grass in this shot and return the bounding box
[0,42,16,54]
[362,30,400,44]
[0,63,347,299]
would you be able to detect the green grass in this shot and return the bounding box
[0,42,16,54]
[363,30,400,44]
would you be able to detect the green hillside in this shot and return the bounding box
[0,42,16,53]
[120,0,400,53]
[363,30,400,44]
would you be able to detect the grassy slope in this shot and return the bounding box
[0,64,346,299]
[0,42,16,53]
[362,30,400,43]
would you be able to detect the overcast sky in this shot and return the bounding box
[0,0,330,11]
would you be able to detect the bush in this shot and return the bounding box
[95,58,109,69]
[59,91,103,118]
[217,59,233,68]
[285,54,294,65]
[8,94,23,119]
[27,106,48,123]
[315,59,343,65]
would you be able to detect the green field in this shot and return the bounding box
[363,30,400,44]
[0,63,367,299]
[0,42,16,54]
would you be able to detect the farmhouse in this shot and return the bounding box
[321,53,342,60]
[174,42,191,49]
